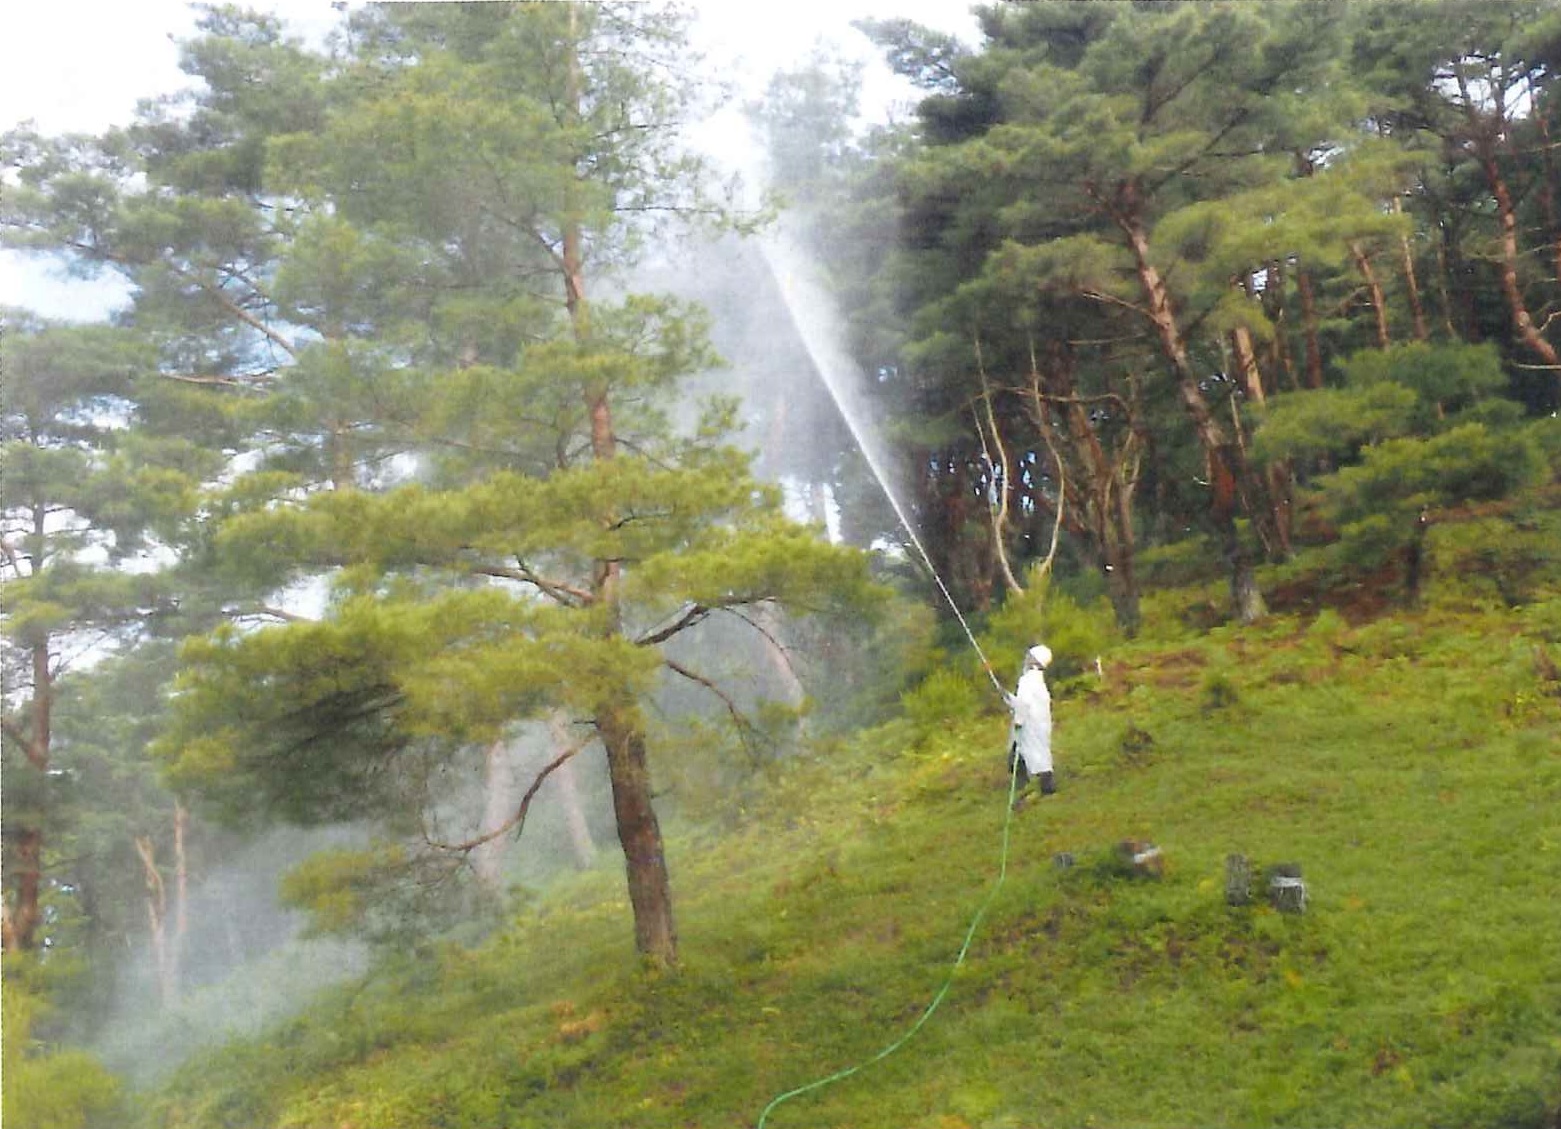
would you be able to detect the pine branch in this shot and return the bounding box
[662,657,764,758]
[465,563,595,606]
[161,372,274,391]
[1019,388,1134,414]
[519,561,595,606]
[718,605,802,684]
[197,282,299,359]
[606,509,673,532]
[232,604,314,624]
[62,239,299,357]
[423,736,590,854]
[1080,289,1152,318]
[1145,107,1252,196]
[635,602,708,646]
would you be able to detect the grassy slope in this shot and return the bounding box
[148,593,1561,1129]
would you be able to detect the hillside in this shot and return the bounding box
[142,564,1561,1129]
[8,5,1561,1128]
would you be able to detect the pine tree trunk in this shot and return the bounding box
[5,633,53,953]
[327,423,352,490]
[974,377,1024,598]
[555,758,596,869]
[1482,153,1561,377]
[1391,198,1430,341]
[1229,282,1291,558]
[561,8,674,966]
[1350,243,1391,349]
[1537,106,1561,286]
[1103,524,1140,638]
[1295,267,1325,388]
[1435,228,1462,339]
[1458,74,1559,384]
[1233,327,1264,404]
[805,481,826,529]
[172,802,188,1003]
[1225,523,1268,625]
[474,738,516,892]
[595,704,677,967]
[1267,461,1293,558]
[547,714,596,869]
[753,603,807,714]
[2,828,43,954]
[134,835,175,1006]
[1034,349,1141,637]
[1115,191,1268,620]
[1262,259,1298,390]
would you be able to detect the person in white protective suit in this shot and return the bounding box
[1005,644,1055,807]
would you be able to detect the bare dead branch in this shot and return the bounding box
[1029,337,1069,579]
[973,335,1024,596]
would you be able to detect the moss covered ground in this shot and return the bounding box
[144,567,1561,1129]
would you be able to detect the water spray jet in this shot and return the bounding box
[755,225,1004,698]
[752,223,1024,1128]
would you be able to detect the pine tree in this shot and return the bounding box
[93,3,885,969]
[1,314,219,954]
[1351,0,1561,398]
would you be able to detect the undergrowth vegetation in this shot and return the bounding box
[139,532,1561,1129]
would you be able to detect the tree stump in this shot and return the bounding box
[1266,862,1306,914]
[1225,853,1252,906]
[1115,839,1164,879]
[1118,725,1156,766]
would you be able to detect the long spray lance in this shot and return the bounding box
[753,235,1018,1127]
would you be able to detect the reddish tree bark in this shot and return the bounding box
[1456,71,1560,386]
[1391,198,1430,342]
[1105,180,1271,618]
[556,6,676,966]
[1023,347,1143,635]
[1351,242,1392,349]
[1295,267,1325,389]
[595,705,677,964]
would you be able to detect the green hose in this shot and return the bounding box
[755,750,1022,1127]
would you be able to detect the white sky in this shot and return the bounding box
[0,0,982,322]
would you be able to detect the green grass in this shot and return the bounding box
[143,594,1561,1129]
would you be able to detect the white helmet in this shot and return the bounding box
[1025,644,1053,671]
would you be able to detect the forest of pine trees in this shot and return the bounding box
[3,3,1559,1126]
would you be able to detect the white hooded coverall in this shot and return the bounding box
[1008,646,1053,778]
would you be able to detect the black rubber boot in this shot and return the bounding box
[1008,745,1030,790]
[1039,771,1056,796]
